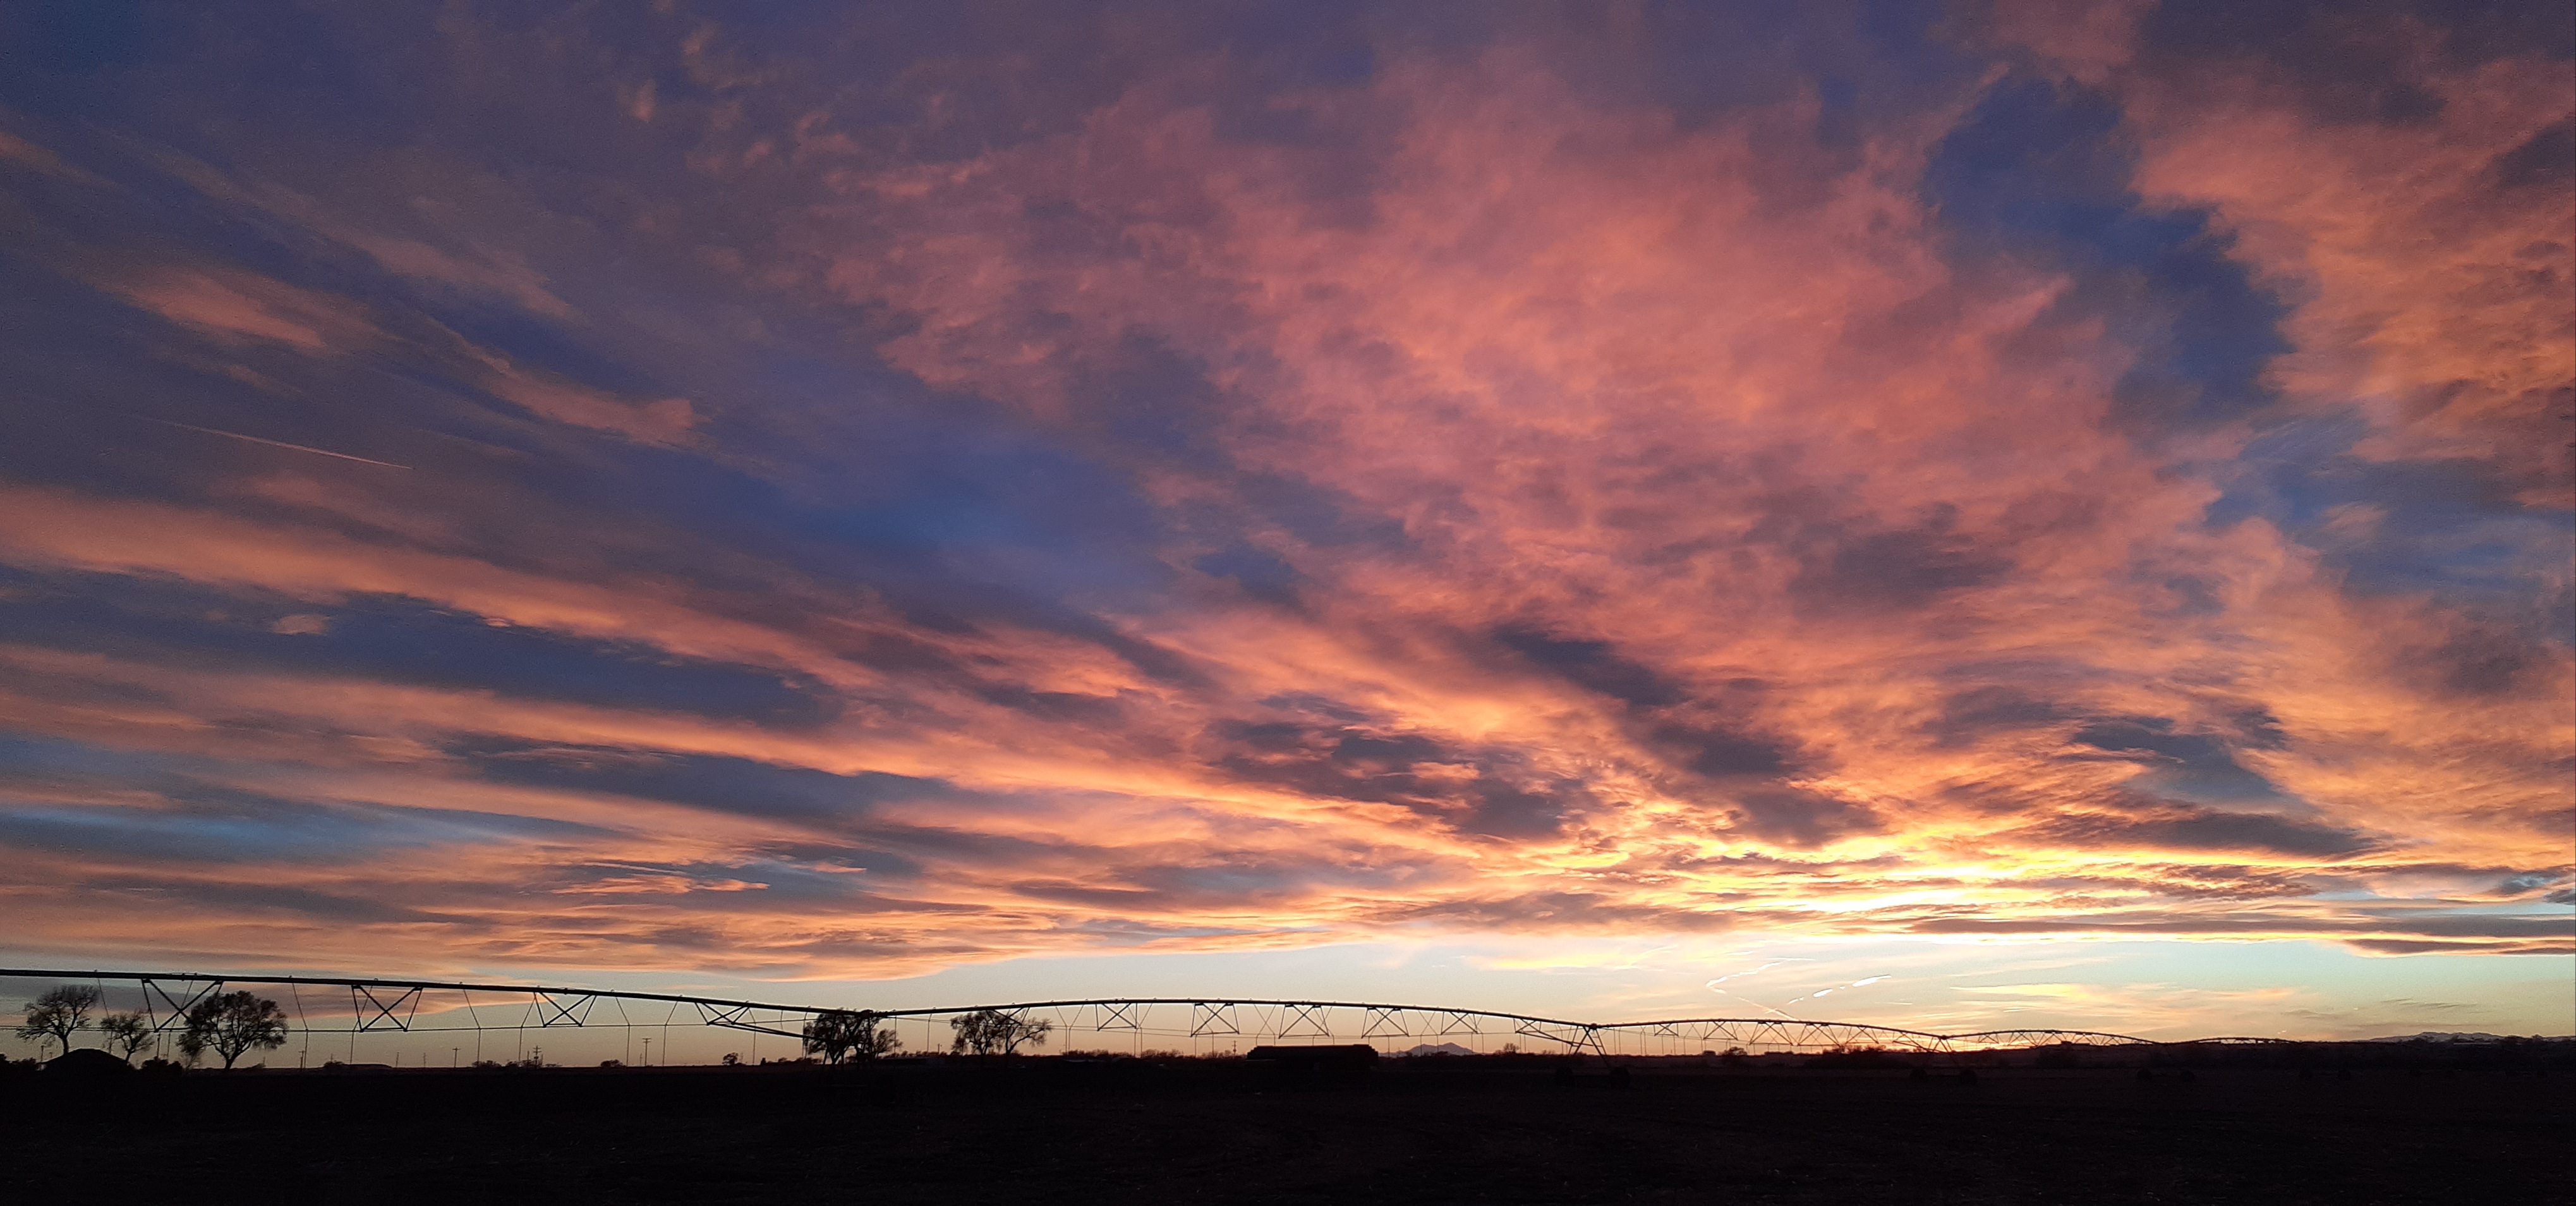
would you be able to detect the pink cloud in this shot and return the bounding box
[97,253,695,446]
[2009,9,2576,506]
[109,265,376,354]
[1,16,2565,980]
[468,348,702,446]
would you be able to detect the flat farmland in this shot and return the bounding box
[4,1059,2565,1203]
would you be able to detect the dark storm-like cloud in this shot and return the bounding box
[459,741,957,829]
[2012,807,2378,858]
[1492,625,1686,708]
[1926,685,2081,745]
[2067,718,2290,804]
[0,576,839,724]
[1209,716,1593,838]
[1724,788,1889,849]
[0,788,591,866]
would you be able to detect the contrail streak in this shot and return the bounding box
[144,417,412,469]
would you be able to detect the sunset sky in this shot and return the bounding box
[3,1,2570,1042]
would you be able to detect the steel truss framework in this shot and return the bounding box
[3,968,2170,1058]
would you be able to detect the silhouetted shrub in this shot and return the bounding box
[45,1049,134,1077]
[2033,1044,2086,1069]
[1811,1046,1902,1069]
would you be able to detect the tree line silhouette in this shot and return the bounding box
[14,984,288,1069]
[18,987,1061,1071]
[799,1007,1053,1062]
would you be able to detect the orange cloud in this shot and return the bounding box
[2007,8,2576,506]
[1,15,2565,986]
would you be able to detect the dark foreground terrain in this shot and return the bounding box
[3,1053,2567,1203]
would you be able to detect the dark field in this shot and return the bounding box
[4,1056,2567,1203]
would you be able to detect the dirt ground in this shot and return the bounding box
[3,1059,2566,1203]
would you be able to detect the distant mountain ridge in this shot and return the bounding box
[2365,1032,2572,1043]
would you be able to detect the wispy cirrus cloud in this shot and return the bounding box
[0,0,2565,1013]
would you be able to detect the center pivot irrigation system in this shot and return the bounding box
[4,968,2215,1064]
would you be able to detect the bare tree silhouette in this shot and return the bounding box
[15,985,99,1056]
[97,1011,154,1063]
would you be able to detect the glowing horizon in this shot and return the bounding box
[1,1,2568,1044]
